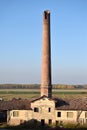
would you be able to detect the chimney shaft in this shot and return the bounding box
[41,10,52,98]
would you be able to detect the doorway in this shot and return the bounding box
[41,119,45,126]
[0,111,7,123]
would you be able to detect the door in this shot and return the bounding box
[41,119,45,126]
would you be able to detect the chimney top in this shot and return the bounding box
[44,10,50,14]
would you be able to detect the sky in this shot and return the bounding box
[0,0,87,85]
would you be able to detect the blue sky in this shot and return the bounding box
[0,0,87,84]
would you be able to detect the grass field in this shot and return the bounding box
[0,89,87,100]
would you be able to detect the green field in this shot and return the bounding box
[0,89,87,100]
[0,90,87,95]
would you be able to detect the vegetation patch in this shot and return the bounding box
[0,91,40,94]
[0,122,87,130]
[54,91,87,95]
[0,91,87,95]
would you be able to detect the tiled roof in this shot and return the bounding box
[0,98,31,111]
[31,95,55,102]
[54,97,87,111]
[0,97,87,111]
[31,96,87,111]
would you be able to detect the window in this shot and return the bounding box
[13,111,19,117]
[85,112,87,118]
[49,119,52,125]
[34,107,39,112]
[57,112,61,117]
[48,108,51,112]
[67,112,73,118]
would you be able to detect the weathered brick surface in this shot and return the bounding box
[31,97,55,123]
[41,10,52,98]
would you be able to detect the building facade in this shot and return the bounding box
[7,96,87,125]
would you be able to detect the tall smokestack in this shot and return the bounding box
[41,10,52,98]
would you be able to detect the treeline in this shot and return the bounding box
[53,84,75,89]
[53,84,87,89]
[0,84,87,89]
[0,84,40,89]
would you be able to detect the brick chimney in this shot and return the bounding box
[41,10,52,98]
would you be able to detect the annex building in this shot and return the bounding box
[0,10,87,126]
